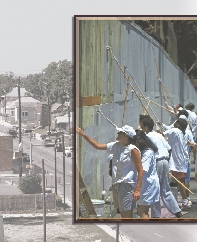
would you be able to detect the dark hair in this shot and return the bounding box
[178,109,188,118]
[185,103,195,111]
[139,114,150,122]
[141,116,154,131]
[128,136,136,145]
[134,130,158,153]
[175,118,188,135]
[178,104,183,108]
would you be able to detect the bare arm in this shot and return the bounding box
[163,95,170,111]
[187,139,197,148]
[76,127,107,150]
[131,148,144,201]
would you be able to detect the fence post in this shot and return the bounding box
[0,213,4,242]
[42,159,46,242]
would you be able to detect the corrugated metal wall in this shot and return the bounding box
[77,20,197,199]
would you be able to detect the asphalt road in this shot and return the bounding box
[0,123,73,201]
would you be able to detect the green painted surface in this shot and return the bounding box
[78,20,127,198]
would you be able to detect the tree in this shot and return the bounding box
[171,20,197,75]
[134,20,197,75]
[0,72,17,96]
[18,174,42,194]
[21,59,73,109]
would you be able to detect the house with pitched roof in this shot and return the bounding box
[0,87,29,118]
[6,97,40,124]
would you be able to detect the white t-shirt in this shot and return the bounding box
[147,131,171,160]
[168,105,177,125]
[195,155,197,174]
[164,128,189,173]
[187,110,197,136]
[137,149,160,206]
[107,141,140,187]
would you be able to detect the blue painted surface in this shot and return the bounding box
[77,20,197,199]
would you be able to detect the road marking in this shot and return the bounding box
[155,233,163,238]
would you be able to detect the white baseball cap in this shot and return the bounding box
[178,107,183,111]
[116,125,136,138]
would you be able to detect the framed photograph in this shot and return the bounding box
[75,16,197,222]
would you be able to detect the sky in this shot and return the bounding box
[0,0,197,76]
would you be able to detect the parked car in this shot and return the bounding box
[43,138,55,147]
[12,152,30,162]
[23,129,34,134]
[22,153,30,162]
[8,129,17,138]
[11,125,19,130]
[65,147,74,157]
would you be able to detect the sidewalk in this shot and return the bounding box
[0,174,119,241]
[0,119,11,127]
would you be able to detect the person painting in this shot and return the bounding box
[185,103,197,140]
[139,115,182,218]
[163,95,183,125]
[134,130,160,219]
[163,118,190,209]
[76,125,144,218]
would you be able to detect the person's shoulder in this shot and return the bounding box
[107,141,118,147]
[142,148,153,155]
[149,131,161,137]
[142,149,154,159]
[128,144,138,150]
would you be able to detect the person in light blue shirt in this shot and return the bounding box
[139,115,182,218]
[163,118,190,209]
[158,110,194,207]
[76,125,144,218]
[134,130,160,219]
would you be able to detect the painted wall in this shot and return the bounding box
[77,20,197,199]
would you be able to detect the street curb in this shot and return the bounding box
[2,212,72,219]
[96,224,132,242]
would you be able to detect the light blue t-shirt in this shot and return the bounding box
[164,128,189,173]
[107,141,140,187]
[137,149,160,206]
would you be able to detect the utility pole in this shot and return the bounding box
[116,223,119,242]
[54,143,57,195]
[42,71,51,137]
[42,159,46,242]
[3,90,7,122]
[68,103,71,135]
[62,134,65,209]
[17,77,22,179]
[47,93,51,137]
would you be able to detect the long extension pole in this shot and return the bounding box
[169,173,194,195]
[142,97,197,127]
[96,110,118,129]
[106,46,161,125]
[151,44,175,107]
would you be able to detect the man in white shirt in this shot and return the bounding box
[163,118,190,209]
[139,115,182,218]
[163,95,183,125]
[185,103,197,139]
[159,110,194,207]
